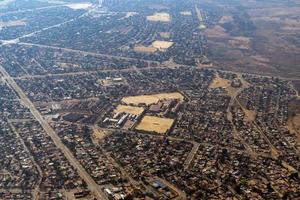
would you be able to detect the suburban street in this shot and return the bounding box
[0,64,108,200]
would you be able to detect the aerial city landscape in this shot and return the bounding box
[0,0,300,199]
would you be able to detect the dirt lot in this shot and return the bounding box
[65,3,92,10]
[160,32,171,39]
[136,116,174,134]
[209,74,231,89]
[134,45,157,53]
[0,19,26,30]
[114,105,144,115]
[92,128,109,141]
[134,40,173,53]
[287,99,300,143]
[180,11,192,16]
[122,92,184,106]
[152,40,174,51]
[147,12,170,22]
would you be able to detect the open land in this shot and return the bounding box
[147,12,170,22]
[122,92,184,106]
[114,105,144,115]
[209,74,231,89]
[136,116,174,134]
[203,0,300,80]
[152,40,174,51]
[134,45,157,53]
[180,11,192,16]
[66,3,92,10]
[0,19,26,30]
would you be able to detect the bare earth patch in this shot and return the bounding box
[92,128,109,141]
[180,11,192,16]
[147,12,170,22]
[114,105,144,115]
[134,45,157,53]
[0,19,26,30]
[152,40,174,51]
[287,114,300,143]
[205,2,300,79]
[160,32,171,39]
[65,3,92,10]
[134,40,173,53]
[219,15,234,24]
[136,116,174,134]
[243,108,256,122]
[56,62,80,68]
[122,92,184,106]
[209,74,231,89]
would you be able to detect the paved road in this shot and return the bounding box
[183,142,200,170]
[9,122,43,200]
[0,65,108,200]
[19,42,160,65]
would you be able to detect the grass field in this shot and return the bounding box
[114,105,144,115]
[122,92,184,106]
[136,116,174,134]
[147,12,170,22]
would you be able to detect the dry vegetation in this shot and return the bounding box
[0,19,26,30]
[65,3,92,10]
[147,12,171,22]
[160,32,171,39]
[209,74,231,89]
[287,99,300,143]
[152,40,174,51]
[92,128,109,141]
[180,11,192,16]
[114,105,144,115]
[134,40,173,53]
[122,92,184,106]
[136,116,174,134]
[134,45,157,53]
[203,0,300,79]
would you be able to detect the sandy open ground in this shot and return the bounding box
[147,12,170,22]
[136,116,174,134]
[152,40,174,51]
[66,3,92,10]
[134,45,157,53]
[92,128,108,140]
[0,19,26,30]
[122,92,184,106]
[180,11,192,16]
[114,105,144,115]
[160,32,171,38]
[288,114,300,141]
[209,74,231,89]
[134,40,173,53]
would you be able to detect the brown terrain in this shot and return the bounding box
[203,0,300,92]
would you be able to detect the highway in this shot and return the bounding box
[0,65,108,200]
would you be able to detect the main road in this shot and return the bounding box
[0,65,108,200]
